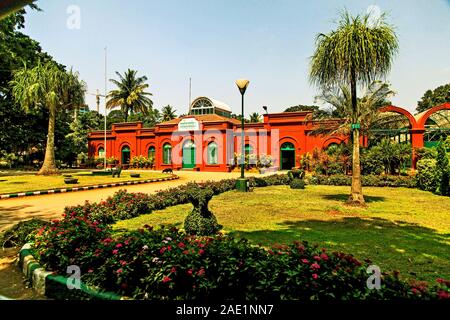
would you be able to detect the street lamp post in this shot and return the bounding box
[235,79,250,192]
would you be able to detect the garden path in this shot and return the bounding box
[0,171,264,232]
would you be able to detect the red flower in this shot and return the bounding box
[162,276,171,283]
[312,274,318,279]
[178,242,185,249]
[88,269,94,273]
[311,263,320,270]
[167,245,172,251]
[170,267,177,273]
[117,268,123,274]
[187,269,193,276]
[313,255,321,261]
[301,259,309,264]
[95,228,102,233]
[438,290,450,300]
[320,253,329,261]
[197,268,205,276]
[199,249,205,255]
[116,243,123,248]
[160,247,167,254]
[112,249,118,255]
[120,260,127,266]
[182,250,189,255]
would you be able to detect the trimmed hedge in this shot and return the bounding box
[308,174,417,188]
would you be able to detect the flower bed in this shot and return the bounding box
[23,174,450,300]
[32,216,450,300]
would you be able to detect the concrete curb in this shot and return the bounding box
[1,174,179,200]
[19,243,128,300]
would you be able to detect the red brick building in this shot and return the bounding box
[88,98,450,171]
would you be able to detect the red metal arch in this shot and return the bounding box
[417,102,450,128]
[379,105,418,129]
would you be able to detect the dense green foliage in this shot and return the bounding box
[308,174,416,188]
[0,218,50,248]
[417,83,450,113]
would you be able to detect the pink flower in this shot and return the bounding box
[171,267,176,273]
[117,268,123,274]
[88,269,94,273]
[187,269,193,276]
[199,249,205,255]
[162,276,171,283]
[160,247,167,254]
[312,274,318,279]
[120,260,127,266]
[178,242,185,249]
[320,253,329,261]
[301,259,309,264]
[112,249,118,255]
[438,290,450,300]
[311,263,320,270]
[116,243,123,248]
[313,255,321,261]
[182,250,189,255]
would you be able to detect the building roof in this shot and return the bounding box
[158,114,241,126]
[190,96,232,112]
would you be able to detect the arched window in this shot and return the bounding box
[98,147,105,158]
[163,144,172,164]
[148,146,155,160]
[207,142,218,164]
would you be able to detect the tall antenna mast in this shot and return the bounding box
[189,77,192,113]
[103,47,107,170]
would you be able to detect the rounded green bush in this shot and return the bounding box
[289,178,306,189]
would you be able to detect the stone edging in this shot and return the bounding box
[19,243,128,300]
[1,175,179,200]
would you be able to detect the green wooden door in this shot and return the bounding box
[182,140,196,169]
[121,146,131,165]
[280,142,295,170]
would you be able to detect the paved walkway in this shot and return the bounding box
[0,171,264,232]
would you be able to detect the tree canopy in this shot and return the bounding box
[416,83,450,114]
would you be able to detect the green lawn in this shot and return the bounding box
[114,185,450,282]
[0,171,170,194]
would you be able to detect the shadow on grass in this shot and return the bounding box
[229,216,450,281]
[321,194,386,203]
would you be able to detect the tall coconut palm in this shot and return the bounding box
[107,69,153,122]
[161,105,177,122]
[10,61,86,175]
[310,10,398,205]
[249,112,262,123]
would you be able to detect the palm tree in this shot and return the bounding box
[10,61,86,175]
[161,105,177,122]
[107,69,153,122]
[310,10,398,205]
[249,112,262,123]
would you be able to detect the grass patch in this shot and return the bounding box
[0,171,170,194]
[114,185,450,282]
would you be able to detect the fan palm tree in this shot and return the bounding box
[107,69,153,122]
[249,112,262,123]
[161,105,177,122]
[10,61,86,175]
[310,10,399,205]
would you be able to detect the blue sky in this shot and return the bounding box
[22,0,450,116]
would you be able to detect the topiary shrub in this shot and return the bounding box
[417,159,439,192]
[289,178,306,189]
[288,169,305,180]
[184,184,222,236]
[1,218,50,248]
